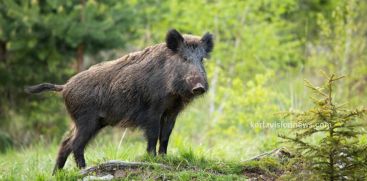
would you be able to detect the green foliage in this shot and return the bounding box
[0,0,139,144]
[280,74,367,180]
[0,0,367,179]
[305,0,367,105]
[0,130,12,152]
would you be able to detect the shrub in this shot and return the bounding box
[280,73,367,180]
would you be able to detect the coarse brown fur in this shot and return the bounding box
[25,29,214,174]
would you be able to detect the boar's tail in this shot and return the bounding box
[25,83,64,94]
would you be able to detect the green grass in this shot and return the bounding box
[0,142,247,180]
[0,127,286,180]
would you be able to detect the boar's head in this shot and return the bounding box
[165,29,214,99]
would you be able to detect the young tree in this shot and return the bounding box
[280,74,367,180]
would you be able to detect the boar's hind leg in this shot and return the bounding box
[53,129,74,175]
[72,116,104,169]
[158,111,179,155]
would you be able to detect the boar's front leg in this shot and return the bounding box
[144,117,161,156]
[158,110,179,155]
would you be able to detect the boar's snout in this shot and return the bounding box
[192,83,205,95]
[186,75,207,96]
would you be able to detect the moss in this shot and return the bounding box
[242,157,284,179]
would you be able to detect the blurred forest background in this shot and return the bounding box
[0,0,367,179]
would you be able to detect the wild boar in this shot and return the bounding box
[26,29,214,174]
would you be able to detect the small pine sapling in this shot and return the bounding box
[279,74,367,180]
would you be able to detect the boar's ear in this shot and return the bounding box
[166,29,184,52]
[201,32,214,53]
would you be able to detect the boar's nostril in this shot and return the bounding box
[192,83,206,95]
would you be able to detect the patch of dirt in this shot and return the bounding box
[80,160,168,180]
[243,167,283,181]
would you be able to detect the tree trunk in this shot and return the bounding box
[0,41,7,117]
[0,41,6,62]
[75,0,85,72]
[76,43,84,72]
